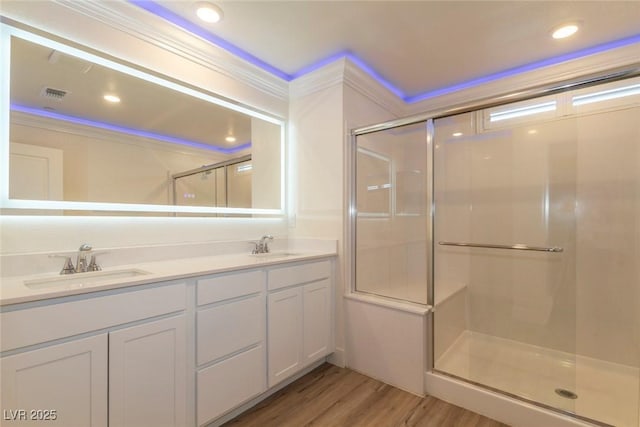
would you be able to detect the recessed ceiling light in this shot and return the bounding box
[452,132,463,137]
[195,2,223,23]
[103,94,121,103]
[552,24,579,40]
[225,136,236,143]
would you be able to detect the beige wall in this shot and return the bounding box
[251,118,281,210]
[11,121,226,205]
[288,70,400,362]
[289,82,345,359]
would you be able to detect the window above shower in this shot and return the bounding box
[483,76,640,130]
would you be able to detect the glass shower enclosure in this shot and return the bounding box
[353,74,640,426]
[172,155,252,209]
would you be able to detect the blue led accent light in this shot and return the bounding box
[11,104,251,154]
[129,1,640,105]
[288,51,350,80]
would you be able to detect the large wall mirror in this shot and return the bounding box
[0,24,285,216]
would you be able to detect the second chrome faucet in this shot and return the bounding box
[251,235,274,254]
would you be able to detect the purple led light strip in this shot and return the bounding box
[11,104,251,155]
[130,1,640,104]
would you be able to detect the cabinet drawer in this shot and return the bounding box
[267,260,331,291]
[196,294,265,366]
[1,282,186,352]
[197,345,265,425]
[197,270,264,306]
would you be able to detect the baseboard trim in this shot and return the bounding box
[327,347,345,367]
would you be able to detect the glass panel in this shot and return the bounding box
[174,169,217,207]
[433,81,640,426]
[172,157,251,209]
[227,159,252,208]
[355,122,429,304]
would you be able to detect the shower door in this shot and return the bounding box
[354,122,430,305]
[432,78,640,426]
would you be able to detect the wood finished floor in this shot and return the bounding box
[224,363,509,427]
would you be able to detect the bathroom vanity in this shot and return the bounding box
[0,250,336,427]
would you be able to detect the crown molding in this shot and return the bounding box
[289,56,405,118]
[289,59,347,100]
[342,57,405,118]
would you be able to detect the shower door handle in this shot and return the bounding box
[438,241,564,253]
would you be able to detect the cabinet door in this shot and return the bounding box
[303,279,332,365]
[267,287,303,387]
[109,315,187,427]
[0,334,108,427]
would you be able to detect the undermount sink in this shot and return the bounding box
[24,269,150,290]
[249,252,301,259]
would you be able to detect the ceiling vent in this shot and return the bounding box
[40,87,69,101]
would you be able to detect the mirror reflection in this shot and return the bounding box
[7,33,282,214]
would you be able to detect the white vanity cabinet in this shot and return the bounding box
[0,281,187,427]
[0,254,335,427]
[267,260,333,387]
[1,334,108,426]
[195,270,267,426]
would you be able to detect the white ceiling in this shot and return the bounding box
[155,0,640,99]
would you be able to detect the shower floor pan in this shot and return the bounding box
[436,331,639,427]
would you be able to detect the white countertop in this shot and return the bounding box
[0,250,336,306]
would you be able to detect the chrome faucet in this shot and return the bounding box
[251,235,274,254]
[51,244,103,275]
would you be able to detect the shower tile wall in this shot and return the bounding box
[574,106,640,366]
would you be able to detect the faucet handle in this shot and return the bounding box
[61,257,76,274]
[49,254,76,275]
[262,235,274,253]
[87,254,101,271]
[87,250,109,271]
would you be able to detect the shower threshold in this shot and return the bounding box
[435,331,639,427]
